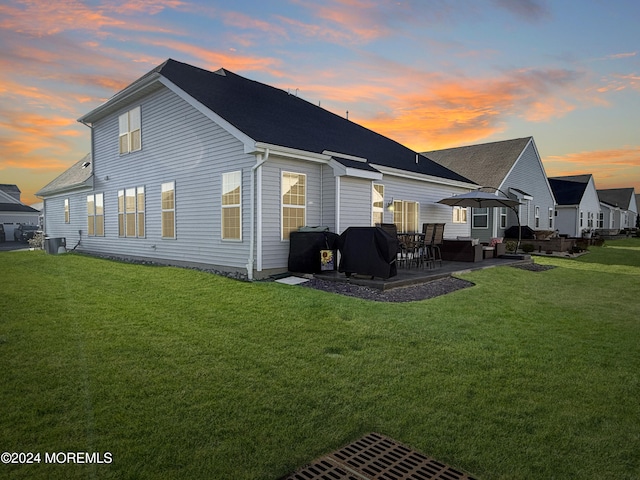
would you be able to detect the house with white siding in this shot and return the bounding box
[423,137,557,243]
[548,174,600,237]
[597,188,638,231]
[0,184,41,240]
[37,59,478,279]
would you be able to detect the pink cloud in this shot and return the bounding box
[0,0,182,37]
[138,38,283,75]
[544,147,640,190]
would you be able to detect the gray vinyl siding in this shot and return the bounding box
[379,175,471,238]
[75,86,255,270]
[473,140,556,243]
[42,191,90,248]
[578,178,602,235]
[552,177,602,237]
[258,156,323,270]
[338,177,373,232]
[554,206,579,237]
[321,164,336,231]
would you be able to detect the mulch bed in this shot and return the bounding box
[510,263,556,272]
[301,276,475,302]
[301,263,556,302]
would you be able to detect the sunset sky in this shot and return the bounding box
[1,0,639,205]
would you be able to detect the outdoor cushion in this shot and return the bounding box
[489,237,503,247]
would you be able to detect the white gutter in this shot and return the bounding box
[253,142,331,163]
[370,164,478,189]
[247,148,270,280]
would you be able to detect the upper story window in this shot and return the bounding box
[119,106,141,155]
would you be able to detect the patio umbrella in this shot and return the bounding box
[437,190,523,251]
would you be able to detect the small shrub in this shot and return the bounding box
[522,243,535,253]
[28,232,44,250]
[504,241,517,253]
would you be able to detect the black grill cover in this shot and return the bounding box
[288,231,340,274]
[337,227,398,279]
[504,225,535,239]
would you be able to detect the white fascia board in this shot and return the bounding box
[509,187,534,200]
[79,73,163,124]
[328,159,382,180]
[37,179,94,198]
[253,142,332,163]
[159,77,256,153]
[322,150,368,163]
[371,164,478,189]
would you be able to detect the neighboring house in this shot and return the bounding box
[424,137,556,243]
[548,174,601,237]
[597,188,638,230]
[38,59,477,279]
[0,184,41,240]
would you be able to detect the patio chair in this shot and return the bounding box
[400,233,422,268]
[421,223,436,269]
[430,223,445,267]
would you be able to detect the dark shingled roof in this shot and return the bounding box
[36,153,93,197]
[153,59,471,183]
[0,203,39,213]
[597,188,635,210]
[549,175,592,205]
[422,137,533,187]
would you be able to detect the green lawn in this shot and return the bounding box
[1,240,639,479]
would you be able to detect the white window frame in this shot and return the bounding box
[548,208,554,229]
[161,181,176,239]
[372,184,384,226]
[87,193,104,237]
[500,207,508,229]
[535,206,540,228]
[118,187,145,238]
[64,198,70,224]
[281,172,306,240]
[393,200,419,232]
[472,208,489,229]
[222,171,242,241]
[452,206,468,224]
[119,106,141,155]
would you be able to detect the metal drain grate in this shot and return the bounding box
[283,432,477,480]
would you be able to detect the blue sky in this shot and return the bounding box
[1,0,638,204]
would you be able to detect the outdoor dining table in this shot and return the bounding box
[396,232,427,268]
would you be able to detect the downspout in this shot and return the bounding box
[247,148,270,280]
[78,118,95,248]
[335,176,341,233]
